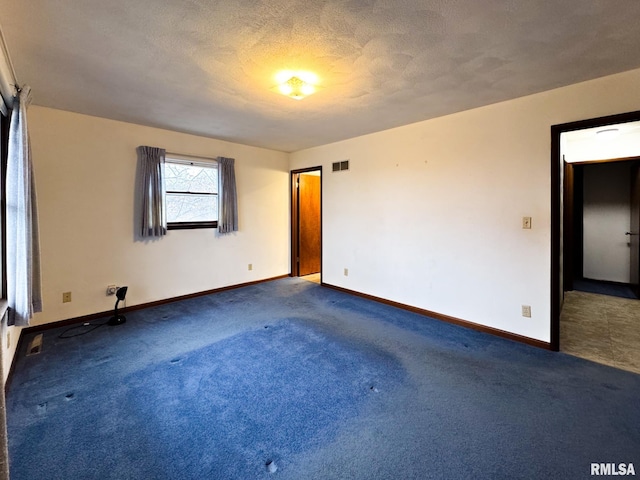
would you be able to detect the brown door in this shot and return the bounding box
[563,161,575,292]
[630,164,640,297]
[298,173,321,276]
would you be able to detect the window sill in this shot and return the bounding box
[167,221,218,230]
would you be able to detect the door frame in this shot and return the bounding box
[551,110,640,351]
[290,166,322,278]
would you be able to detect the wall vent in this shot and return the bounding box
[332,160,349,172]
[27,333,44,356]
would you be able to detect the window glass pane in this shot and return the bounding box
[165,162,217,193]
[166,194,218,222]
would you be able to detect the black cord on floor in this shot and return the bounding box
[58,298,127,339]
[58,322,108,339]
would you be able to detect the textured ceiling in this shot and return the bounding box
[2,0,640,152]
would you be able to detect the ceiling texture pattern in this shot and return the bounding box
[2,0,640,152]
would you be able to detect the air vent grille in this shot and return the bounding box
[27,334,43,356]
[332,160,349,172]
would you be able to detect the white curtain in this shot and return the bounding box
[217,157,238,234]
[7,85,42,326]
[137,146,167,238]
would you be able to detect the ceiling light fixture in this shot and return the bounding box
[272,71,320,100]
[596,128,620,140]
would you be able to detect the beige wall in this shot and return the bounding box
[3,107,290,381]
[26,107,290,325]
[291,68,640,343]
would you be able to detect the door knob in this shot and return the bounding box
[625,232,638,235]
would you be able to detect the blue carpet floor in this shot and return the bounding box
[574,278,637,299]
[7,278,640,479]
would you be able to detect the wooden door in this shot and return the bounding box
[630,164,640,297]
[298,174,321,276]
[563,161,575,292]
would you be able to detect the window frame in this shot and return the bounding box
[164,155,219,230]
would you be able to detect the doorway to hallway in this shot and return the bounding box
[290,167,322,279]
[551,111,640,372]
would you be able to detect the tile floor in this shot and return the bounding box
[561,290,640,374]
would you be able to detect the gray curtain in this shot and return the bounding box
[7,85,42,326]
[137,146,167,238]
[217,157,238,234]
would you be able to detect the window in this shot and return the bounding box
[165,155,218,229]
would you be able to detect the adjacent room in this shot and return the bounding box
[560,122,640,372]
[1,1,639,479]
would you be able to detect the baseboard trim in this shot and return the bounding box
[21,274,290,337]
[321,283,552,350]
[6,275,549,393]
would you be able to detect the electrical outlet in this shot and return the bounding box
[6,331,10,349]
[344,268,349,276]
[62,292,72,303]
[106,285,117,295]
[522,216,532,229]
[522,305,532,318]
[248,264,253,271]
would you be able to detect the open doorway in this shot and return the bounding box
[551,112,640,373]
[565,158,640,299]
[290,167,322,283]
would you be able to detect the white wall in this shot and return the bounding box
[583,163,631,283]
[563,121,640,163]
[291,68,640,343]
[25,106,290,326]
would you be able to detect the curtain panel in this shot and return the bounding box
[7,85,42,326]
[137,146,167,238]
[217,157,238,234]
